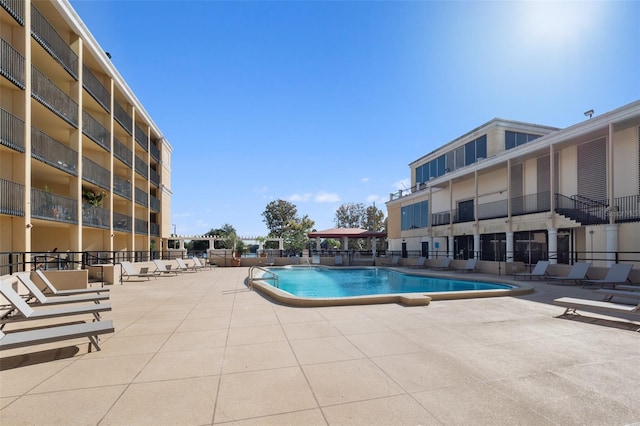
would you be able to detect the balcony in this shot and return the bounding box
[113,175,131,200]
[114,211,131,232]
[0,178,24,216]
[32,127,78,175]
[150,142,160,163]
[82,110,110,152]
[113,136,132,167]
[150,168,160,187]
[31,187,77,224]
[134,218,148,235]
[477,199,508,220]
[150,195,160,212]
[82,65,110,113]
[135,187,148,208]
[31,4,78,79]
[82,157,110,191]
[31,65,78,127]
[114,100,132,134]
[512,191,550,216]
[431,211,450,226]
[134,155,148,179]
[135,124,148,151]
[0,37,25,88]
[150,222,160,237]
[0,108,25,152]
[1,0,25,24]
[82,204,109,229]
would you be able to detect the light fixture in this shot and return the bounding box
[26,223,33,229]
[584,109,594,119]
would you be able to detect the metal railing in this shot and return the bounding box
[134,218,148,235]
[150,195,160,212]
[114,211,131,232]
[0,178,24,216]
[82,64,110,113]
[150,168,160,186]
[82,110,110,152]
[1,0,24,24]
[248,266,279,290]
[0,37,25,88]
[0,107,25,152]
[512,191,551,216]
[82,157,110,190]
[82,204,110,229]
[134,187,148,207]
[150,142,160,162]
[113,135,132,167]
[31,187,77,223]
[31,3,78,78]
[150,222,160,236]
[113,174,132,199]
[135,124,148,151]
[134,155,148,179]
[31,65,78,126]
[477,199,508,220]
[114,100,132,134]
[32,127,78,175]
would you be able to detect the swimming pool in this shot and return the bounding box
[249,266,532,307]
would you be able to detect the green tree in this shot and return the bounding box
[284,214,315,254]
[363,204,386,231]
[206,224,237,249]
[334,202,366,228]
[262,200,298,237]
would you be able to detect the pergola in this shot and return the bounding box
[307,228,387,254]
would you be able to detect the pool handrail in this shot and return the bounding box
[248,266,279,289]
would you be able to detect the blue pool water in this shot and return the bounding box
[265,267,511,298]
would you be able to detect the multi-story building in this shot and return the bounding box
[0,0,172,263]
[386,100,640,266]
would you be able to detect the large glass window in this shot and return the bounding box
[505,131,541,150]
[401,200,429,230]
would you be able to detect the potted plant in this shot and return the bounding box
[82,188,108,225]
[231,239,245,266]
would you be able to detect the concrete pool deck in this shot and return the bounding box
[1,267,639,425]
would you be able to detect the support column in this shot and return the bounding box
[548,228,557,264]
[371,238,377,257]
[473,234,480,259]
[506,232,514,262]
[342,237,348,252]
[605,224,619,267]
[426,236,433,258]
[316,237,321,251]
[448,235,454,259]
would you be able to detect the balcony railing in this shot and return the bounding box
[114,100,132,134]
[512,191,550,216]
[135,187,148,207]
[150,222,160,236]
[113,136,132,167]
[610,195,640,223]
[31,4,78,79]
[31,187,77,224]
[150,142,160,162]
[134,155,148,179]
[82,110,110,152]
[431,211,450,226]
[150,195,160,212]
[0,177,24,216]
[82,65,110,113]
[32,127,78,175]
[134,218,148,235]
[82,204,109,229]
[1,0,25,24]
[31,65,78,127]
[150,168,160,186]
[135,124,148,151]
[113,174,131,200]
[0,108,25,152]
[477,199,508,220]
[0,37,25,88]
[114,212,131,232]
[82,157,110,191]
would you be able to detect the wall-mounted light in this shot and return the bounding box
[584,109,594,119]
[26,223,33,229]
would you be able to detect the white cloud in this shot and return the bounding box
[366,194,385,204]
[289,193,312,202]
[315,191,341,203]
[361,177,370,183]
[393,178,411,191]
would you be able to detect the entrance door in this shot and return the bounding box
[401,242,407,258]
[421,241,429,258]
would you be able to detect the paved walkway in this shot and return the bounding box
[1,267,639,425]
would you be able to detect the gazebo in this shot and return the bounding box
[307,228,387,255]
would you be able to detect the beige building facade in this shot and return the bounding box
[386,101,640,267]
[0,0,172,261]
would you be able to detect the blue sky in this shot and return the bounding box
[70,0,640,237]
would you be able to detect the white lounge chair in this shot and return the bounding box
[265,256,275,266]
[594,288,640,302]
[513,261,550,280]
[581,264,633,289]
[0,282,111,325]
[311,255,321,265]
[192,257,214,270]
[554,297,640,331]
[407,257,426,269]
[0,320,114,352]
[35,270,109,296]
[455,258,478,273]
[175,258,198,272]
[390,256,400,266]
[547,262,591,285]
[120,261,157,281]
[152,259,179,276]
[17,273,109,306]
[430,257,452,270]
[334,255,343,266]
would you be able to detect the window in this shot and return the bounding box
[505,131,541,150]
[401,201,429,230]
